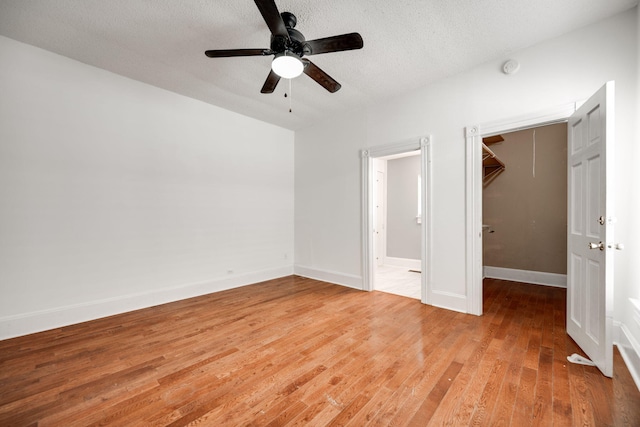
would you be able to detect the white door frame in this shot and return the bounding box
[465,103,580,315]
[361,136,432,304]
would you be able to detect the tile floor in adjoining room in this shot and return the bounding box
[374,264,421,299]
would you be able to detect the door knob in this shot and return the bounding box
[588,242,605,251]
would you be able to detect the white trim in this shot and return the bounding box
[431,291,468,313]
[361,149,373,291]
[465,126,483,315]
[0,266,293,341]
[382,151,421,161]
[421,137,433,305]
[480,102,580,137]
[294,265,362,290]
[465,103,578,316]
[483,266,567,288]
[384,257,421,270]
[615,320,640,392]
[366,138,425,158]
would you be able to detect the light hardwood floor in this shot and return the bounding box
[1,276,639,426]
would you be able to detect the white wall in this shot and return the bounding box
[616,4,640,388]
[294,8,638,316]
[294,111,367,287]
[0,36,295,339]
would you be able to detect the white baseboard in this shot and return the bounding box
[384,257,421,270]
[0,266,293,341]
[615,320,640,392]
[483,266,567,288]
[293,265,363,290]
[430,290,468,314]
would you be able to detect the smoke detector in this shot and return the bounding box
[502,59,520,75]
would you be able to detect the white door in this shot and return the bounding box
[374,169,385,267]
[567,81,614,377]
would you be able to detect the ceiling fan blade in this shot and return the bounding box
[205,48,270,58]
[305,33,363,55]
[302,59,341,93]
[254,0,290,41]
[261,70,281,94]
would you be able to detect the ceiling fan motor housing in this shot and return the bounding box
[270,12,309,57]
[281,11,297,28]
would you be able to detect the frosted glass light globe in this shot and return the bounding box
[272,52,303,79]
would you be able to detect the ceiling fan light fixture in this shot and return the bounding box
[271,51,304,79]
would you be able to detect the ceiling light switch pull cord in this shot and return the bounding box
[288,78,292,113]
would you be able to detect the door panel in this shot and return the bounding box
[570,164,583,234]
[586,259,601,342]
[569,253,582,326]
[567,81,614,377]
[374,169,385,268]
[586,156,601,239]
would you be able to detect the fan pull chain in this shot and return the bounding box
[283,80,293,113]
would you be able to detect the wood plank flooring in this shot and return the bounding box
[1,276,639,426]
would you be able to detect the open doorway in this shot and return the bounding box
[482,123,568,286]
[361,136,431,304]
[373,151,422,299]
[464,103,578,315]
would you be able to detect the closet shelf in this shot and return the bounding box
[482,138,505,182]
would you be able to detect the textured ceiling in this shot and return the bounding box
[0,0,637,130]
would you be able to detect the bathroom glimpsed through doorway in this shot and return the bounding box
[373,150,422,299]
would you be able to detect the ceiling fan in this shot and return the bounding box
[204,0,363,94]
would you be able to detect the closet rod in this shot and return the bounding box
[482,143,505,168]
